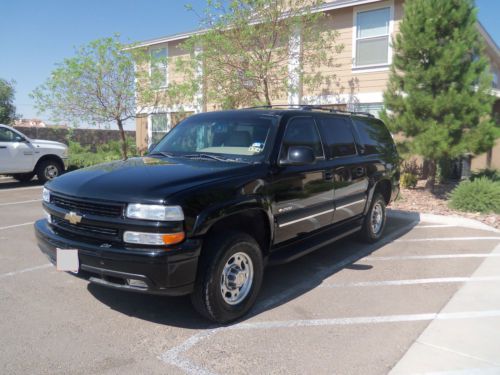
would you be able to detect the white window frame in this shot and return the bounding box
[148,112,171,146]
[149,46,168,89]
[352,0,394,72]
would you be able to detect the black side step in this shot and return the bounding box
[268,220,363,266]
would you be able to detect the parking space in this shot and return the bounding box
[1,177,499,374]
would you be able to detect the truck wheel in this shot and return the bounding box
[12,173,35,182]
[36,159,62,183]
[359,193,387,243]
[190,231,264,323]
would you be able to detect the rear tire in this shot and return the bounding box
[36,159,63,183]
[12,172,35,182]
[359,193,387,243]
[190,231,264,323]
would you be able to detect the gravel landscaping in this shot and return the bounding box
[390,180,500,229]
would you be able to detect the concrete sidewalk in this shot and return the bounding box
[390,240,500,375]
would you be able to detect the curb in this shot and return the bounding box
[387,209,499,233]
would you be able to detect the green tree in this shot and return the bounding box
[0,79,18,124]
[381,0,498,189]
[176,0,343,108]
[31,36,162,158]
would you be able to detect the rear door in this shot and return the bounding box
[0,126,34,173]
[271,116,334,244]
[316,115,369,223]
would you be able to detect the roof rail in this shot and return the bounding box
[242,104,375,117]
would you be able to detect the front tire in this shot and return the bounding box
[359,193,387,243]
[190,231,264,323]
[36,159,63,183]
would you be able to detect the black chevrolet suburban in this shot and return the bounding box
[35,106,399,323]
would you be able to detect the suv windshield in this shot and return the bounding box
[151,112,278,162]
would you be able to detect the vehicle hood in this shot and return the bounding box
[46,156,257,203]
[31,139,67,148]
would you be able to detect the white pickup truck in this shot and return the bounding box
[0,124,68,183]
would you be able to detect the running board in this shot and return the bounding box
[268,224,362,266]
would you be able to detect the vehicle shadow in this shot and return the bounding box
[87,210,420,329]
[0,178,42,189]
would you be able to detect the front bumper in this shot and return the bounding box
[35,219,201,296]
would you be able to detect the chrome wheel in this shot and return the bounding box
[44,165,59,180]
[371,202,384,234]
[220,252,254,305]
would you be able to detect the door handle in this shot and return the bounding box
[0,146,6,149]
[324,172,333,180]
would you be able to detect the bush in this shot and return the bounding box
[400,172,418,188]
[67,137,137,169]
[449,177,500,214]
[401,158,422,177]
[470,168,500,182]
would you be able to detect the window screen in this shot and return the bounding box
[281,117,324,159]
[355,7,390,66]
[317,117,357,157]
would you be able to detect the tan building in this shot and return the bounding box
[134,0,500,170]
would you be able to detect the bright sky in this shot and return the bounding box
[0,0,499,130]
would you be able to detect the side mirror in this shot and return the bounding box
[147,143,156,153]
[280,146,316,166]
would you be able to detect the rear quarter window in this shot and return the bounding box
[352,117,393,155]
[316,116,357,158]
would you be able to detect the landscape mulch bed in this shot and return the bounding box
[390,180,499,229]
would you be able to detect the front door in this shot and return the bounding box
[271,116,334,244]
[0,127,34,173]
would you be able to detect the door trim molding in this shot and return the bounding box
[279,208,334,228]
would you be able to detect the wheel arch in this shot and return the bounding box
[196,206,273,257]
[34,154,65,172]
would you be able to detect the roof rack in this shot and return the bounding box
[242,104,374,117]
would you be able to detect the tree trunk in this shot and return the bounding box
[486,148,492,169]
[424,159,437,191]
[263,79,272,106]
[117,119,128,159]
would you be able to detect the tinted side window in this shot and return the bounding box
[352,118,393,155]
[317,117,357,157]
[281,117,324,159]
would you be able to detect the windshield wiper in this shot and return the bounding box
[182,153,247,163]
[148,151,175,158]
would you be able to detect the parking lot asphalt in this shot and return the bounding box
[1,176,499,375]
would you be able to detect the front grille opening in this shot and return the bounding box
[51,194,124,217]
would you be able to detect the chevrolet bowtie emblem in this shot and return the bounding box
[65,211,82,225]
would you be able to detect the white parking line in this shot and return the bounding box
[321,276,500,288]
[160,310,500,374]
[0,185,43,192]
[0,199,42,207]
[414,224,456,229]
[0,222,35,231]
[422,367,500,375]
[0,264,51,279]
[396,237,500,242]
[363,253,500,261]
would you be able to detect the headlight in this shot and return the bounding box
[123,231,185,245]
[126,204,184,221]
[42,188,51,203]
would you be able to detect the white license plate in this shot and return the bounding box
[56,248,79,272]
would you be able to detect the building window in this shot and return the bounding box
[493,69,499,89]
[150,47,168,88]
[150,113,169,144]
[355,7,391,67]
[354,103,384,118]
